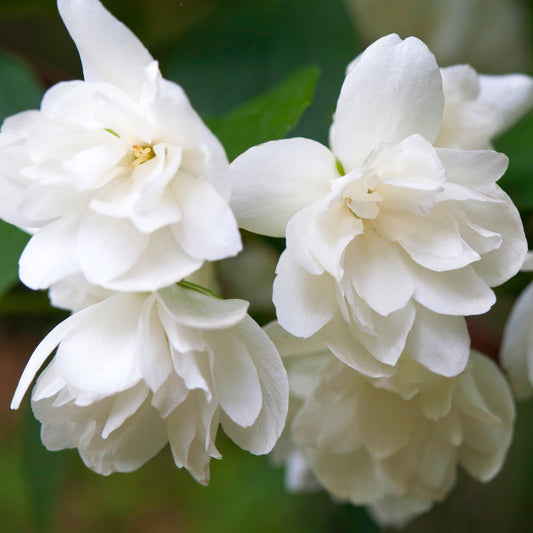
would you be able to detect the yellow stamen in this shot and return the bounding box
[132,145,155,169]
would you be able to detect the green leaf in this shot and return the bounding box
[495,112,533,212]
[0,51,42,297]
[161,0,358,144]
[0,222,29,298]
[20,407,71,533]
[0,50,43,122]
[207,66,319,161]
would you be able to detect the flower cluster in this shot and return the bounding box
[230,34,532,525]
[268,323,514,527]
[2,0,532,526]
[2,0,288,483]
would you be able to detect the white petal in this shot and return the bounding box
[437,148,508,189]
[344,304,415,369]
[106,228,203,292]
[409,263,495,316]
[207,330,262,427]
[11,308,95,409]
[58,0,154,100]
[500,282,533,399]
[290,199,364,281]
[171,350,211,400]
[151,372,190,419]
[467,188,527,286]
[138,295,173,392]
[405,307,469,377]
[101,383,149,439]
[273,251,337,338]
[323,316,398,377]
[158,284,249,330]
[155,78,231,200]
[77,211,149,285]
[19,215,81,290]
[376,208,480,271]
[263,321,328,359]
[80,398,167,475]
[348,234,414,316]
[230,138,336,237]
[54,293,145,395]
[331,34,443,170]
[221,317,288,454]
[171,172,241,261]
[479,73,533,137]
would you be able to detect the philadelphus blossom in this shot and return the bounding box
[0,0,241,292]
[11,285,289,483]
[500,253,533,399]
[343,0,532,73]
[266,323,515,527]
[231,34,528,378]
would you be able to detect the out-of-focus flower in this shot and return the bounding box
[0,0,241,292]
[11,285,288,484]
[436,65,533,149]
[344,0,532,74]
[501,253,533,399]
[267,322,515,528]
[231,34,527,377]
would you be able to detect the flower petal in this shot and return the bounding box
[19,215,81,290]
[207,330,262,428]
[331,34,443,170]
[466,188,527,286]
[501,281,533,399]
[158,284,249,330]
[11,308,94,409]
[77,211,149,285]
[171,172,241,261]
[348,234,414,317]
[54,293,145,395]
[106,228,203,292]
[437,148,508,189]
[221,316,289,454]
[273,251,337,338]
[138,295,173,392]
[58,0,154,100]
[230,138,336,237]
[479,73,533,137]
[409,262,495,316]
[405,307,469,377]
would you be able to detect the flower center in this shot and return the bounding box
[344,177,383,220]
[132,145,155,169]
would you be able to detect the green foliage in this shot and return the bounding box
[20,409,71,533]
[0,222,29,299]
[0,51,43,121]
[495,112,533,212]
[0,51,42,298]
[207,66,319,161]
[161,0,358,144]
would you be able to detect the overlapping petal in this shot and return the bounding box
[271,329,515,528]
[230,33,527,378]
[0,0,241,292]
[12,286,288,483]
[330,34,444,170]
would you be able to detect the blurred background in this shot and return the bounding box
[2,0,533,531]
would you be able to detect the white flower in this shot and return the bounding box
[11,285,288,484]
[343,0,532,74]
[0,0,241,292]
[500,252,533,399]
[267,322,515,528]
[231,34,527,377]
[436,65,533,150]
